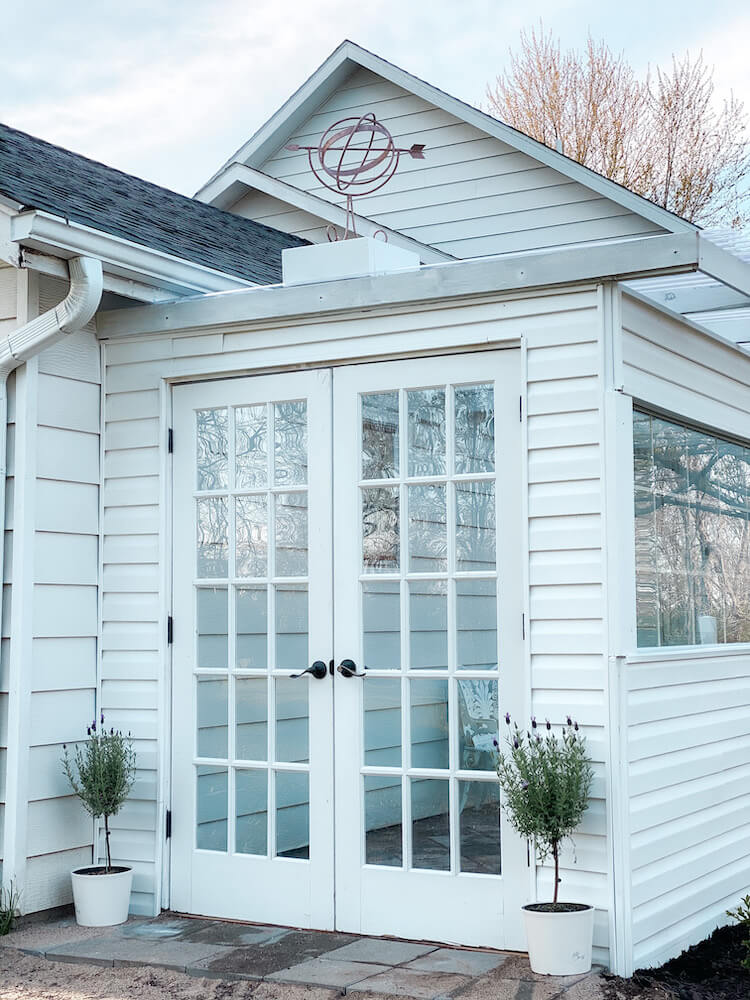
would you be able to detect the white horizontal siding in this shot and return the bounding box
[621,292,750,439]
[626,648,750,970]
[525,292,611,963]
[19,293,101,913]
[0,271,15,864]
[242,66,662,257]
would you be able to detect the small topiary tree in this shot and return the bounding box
[495,714,593,905]
[62,714,136,873]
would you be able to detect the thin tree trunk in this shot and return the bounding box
[104,815,111,873]
[553,842,560,904]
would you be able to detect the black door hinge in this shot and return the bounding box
[167,616,174,644]
[165,809,172,840]
[167,428,174,453]
[521,613,526,640]
[519,396,523,422]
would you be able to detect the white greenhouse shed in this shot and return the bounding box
[0,40,749,980]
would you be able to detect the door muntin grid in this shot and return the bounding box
[193,399,312,861]
[360,382,502,878]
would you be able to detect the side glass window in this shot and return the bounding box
[634,410,750,646]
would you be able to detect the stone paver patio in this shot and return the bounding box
[0,911,605,1000]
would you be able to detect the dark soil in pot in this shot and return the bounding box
[73,866,131,876]
[603,924,750,1000]
[524,902,592,914]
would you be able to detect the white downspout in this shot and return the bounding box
[0,255,103,896]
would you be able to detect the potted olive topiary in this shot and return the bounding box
[495,714,594,975]
[62,715,136,926]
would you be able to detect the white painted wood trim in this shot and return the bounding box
[97,233,700,340]
[156,376,172,915]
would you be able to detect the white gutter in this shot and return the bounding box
[0,255,103,896]
[10,210,254,297]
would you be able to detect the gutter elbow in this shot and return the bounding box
[56,257,104,334]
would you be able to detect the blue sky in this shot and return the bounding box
[2,0,748,196]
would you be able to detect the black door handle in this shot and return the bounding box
[337,659,366,678]
[291,660,328,680]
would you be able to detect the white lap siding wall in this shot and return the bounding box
[234,66,664,258]
[100,285,614,960]
[618,292,750,972]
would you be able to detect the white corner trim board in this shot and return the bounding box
[0,255,103,898]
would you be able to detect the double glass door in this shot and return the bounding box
[171,351,527,949]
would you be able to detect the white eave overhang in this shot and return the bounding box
[627,228,750,348]
[98,232,748,347]
[8,209,255,302]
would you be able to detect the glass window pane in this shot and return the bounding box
[275,676,309,763]
[275,585,308,671]
[634,409,750,647]
[196,677,227,758]
[410,679,448,769]
[197,408,228,490]
[236,405,267,489]
[276,771,309,860]
[197,497,228,578]
[275,492,308,577]
[408,389,445,477]
[235,678,268,760]
[236,769,267,856]
[364,678,401,767]
[236,495,268,578]
[196,766,227,851]
[457,679,498,771]
[456,481,496,571]
[408,485,447,572]
[197,588,227,669]
[362,487,399,572]
[362,391,399,479]
[409,581,448,670]
[236,587,267,669]
[274,401,307,486]
[455,385,494,474]
[410,778,449,871]
[364,775,402,866]
[457,579,497,670]
[363,581,400,670]
[459,781,501,874]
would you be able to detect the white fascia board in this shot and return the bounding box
[644,284,750,315]
[98,231,700,340]
[10,211,254,297]
[199,39,697,238]
[200,164,452,265]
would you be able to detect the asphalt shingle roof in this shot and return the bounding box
[0,123,308,285]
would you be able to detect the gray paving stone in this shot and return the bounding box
[195,931,357,978]
[406,948,507,976]
[45,934,230,971]
[117,917,214,940]
[268,957,385,987]
[323,938,436,965]
[348,966,469,998]
[186,921,292,946]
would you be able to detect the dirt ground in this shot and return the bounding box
[602,925,750,1000]
[0,948,336,1000]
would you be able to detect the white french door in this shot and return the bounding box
[171,350,528,949]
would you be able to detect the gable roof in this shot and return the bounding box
[0,122,308,286]
[200,40,697,239]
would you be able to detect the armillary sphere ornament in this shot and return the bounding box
[286,112,426,241]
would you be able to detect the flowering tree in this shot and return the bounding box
[495,715,593,904]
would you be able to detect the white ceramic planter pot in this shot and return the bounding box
[523,903,594,976]
[71,866,133,927]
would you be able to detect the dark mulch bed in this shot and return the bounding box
[603,924,750,1000]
